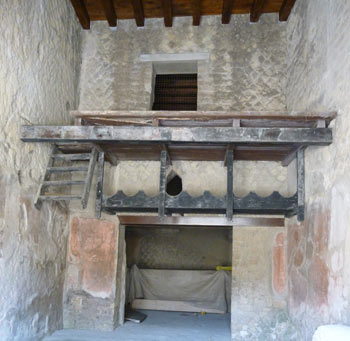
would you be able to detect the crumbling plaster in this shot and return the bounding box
[285,0,350,339]
[0,1,81,340]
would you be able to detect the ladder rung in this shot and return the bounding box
[46,166,88,173]
[39,195,82,201]
[51,153,91,161]
[42,180,86,187]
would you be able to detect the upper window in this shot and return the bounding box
[152,74,197,111]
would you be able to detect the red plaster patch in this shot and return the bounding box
[273,232,286,294]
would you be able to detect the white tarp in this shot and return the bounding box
[127,265,231,313]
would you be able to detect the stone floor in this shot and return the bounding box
[44,310,231,341]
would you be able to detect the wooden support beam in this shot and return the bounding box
[70,0,90,29]
[250,0,267,23]
[162,0,173,27]
[101,0,117,27]
[158,150,168,217]
[81,148,98,209]
[226,149,234,220]
[95,152,105,219]
[191,0,201,26]
[118,215,285,227]
[222,0,234,24]
[297,147,305,221]
[131,0,145,27]
[282,146,298,167]
[279,0,296,22]
[21,126,333,146]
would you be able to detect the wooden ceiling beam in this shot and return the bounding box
[250,0,267,23]
[70,0,90,29]
[101,0,117,27]
[279,0,296,21]
[131,0,145,27]
[162,0,173,27]
[191,0,201,26]
[222,0,234,24]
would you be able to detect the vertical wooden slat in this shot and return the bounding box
[222,0,233,24]
[158,150,168,217]
[297,147,305,221]
[162,0,173,27]
[191,0,201,26]
[81,148,98,209]
[226,149,234,220]
[101,0,117,27]
[250,0,267,23]
[70,0,90,29]
[279,0,296,21]
[131,0,145,27]
[95,152,105,219]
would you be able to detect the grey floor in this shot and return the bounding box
[44,310,231,341]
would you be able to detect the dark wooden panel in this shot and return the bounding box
[70,0,90,29]
[250,0,267,22]
[279,0,296,21]
[131,0,145,26]
[162,0,173,27]
[222,0,234,24]
[101,0,117,27]
[191,0,201,25]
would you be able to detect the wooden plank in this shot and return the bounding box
[21,126,333,146]
[118,215,285,227]
[46,166,89,173]
[250,0,267,22]
[226,149,234,220]
[158,150,168,217]
[39,195,82,201]
[162,0,173,27]
[42,180,85,187]
[70,0,90,29]
[222,0,234,24]
[132,299,225,314]
[297,147,305,221]
[191,0,201,26]
[131,0,145,27]
[95,152,105,219]
[101,0,117,27]
[279,0,296,21]
[51,153,91,161]
[81,148,98,209]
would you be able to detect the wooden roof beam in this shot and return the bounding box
[222,0,234,24]
[131,0,145,27]
[279,0,296,21]
[162,0,173,27]
[250,0,267,23]
[70,0,90,29]
[191,0,201,26]
[101,0,117,27]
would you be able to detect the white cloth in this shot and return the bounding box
[313,325,350,341]
[127,265,231,313]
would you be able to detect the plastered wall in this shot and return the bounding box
[0,1,81,340]
[285,0,350,339]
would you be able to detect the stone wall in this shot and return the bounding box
[78,15,287,111]
[0,1,81,340]
[285,0,350,339]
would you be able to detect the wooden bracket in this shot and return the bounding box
[95,152,105,219]
[226,149,234,220]
[297,147,305,221]
[158,150,168,217]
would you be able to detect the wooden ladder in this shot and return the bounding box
[35,145,98,209]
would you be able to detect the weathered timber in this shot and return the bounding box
[282,145,299,167]
[46,166,89,173]
[222,0,234,24]
[81,148,98,209]
[279,0,296,21]
[51,153,91,161]
[191,0,201,25]
[101,0,117,27]
[39,195,82,201]
[162,0,172,27]
[226,149,234,220]
[131,0,144,27]
[42,180,86,187]
[297,147,305,221]
[95,152,105,218]
[158,150,168,217]
[250,0,267,22]
[21,126,333,146]
[118,215,285,228]
[70,0,90,29]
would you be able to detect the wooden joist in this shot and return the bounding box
[101,0,117,27]
[21,126,333,146]
[131,0,145,27]
[222,0,234,24]
[70,0,90,29]
[279,0,296,21]
[250,0,267,22]
[191,0,201,26]
[162,0,173,27]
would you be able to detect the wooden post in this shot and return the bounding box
[95,152,105,219]
[297,147,305,221]
[226,149,234,220]
[158,150,168,217]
